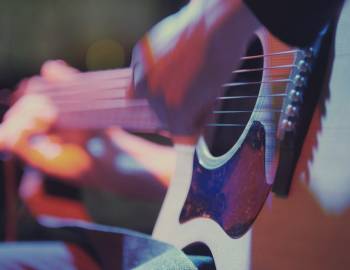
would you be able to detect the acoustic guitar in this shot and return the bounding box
[6,2,350,269]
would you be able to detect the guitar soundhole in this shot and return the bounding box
[204,37,263,156]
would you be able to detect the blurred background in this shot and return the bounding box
[0,0,187,88]
[0,0,187,241]
[1,2,349,270]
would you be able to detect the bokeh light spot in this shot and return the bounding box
[114,154,144,175]
[86,137,106,158]
[86,39,125,70]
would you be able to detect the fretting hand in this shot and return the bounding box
[0,61,92,180]
[0,61,175,200]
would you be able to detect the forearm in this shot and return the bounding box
[106,128,175,187]
[80,129,175,201]
[132,0,261,137]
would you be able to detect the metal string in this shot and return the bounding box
[8,49,298,129]
[241,49,301,60]
[223,78,292,88]
[233,64,296,73]
[213,109,282,114]
[217,93,287,100]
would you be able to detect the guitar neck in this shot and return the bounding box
[57,101,164,132]
[31,68,164,133]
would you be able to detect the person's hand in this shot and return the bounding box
[130,0,260,144]
[0,61,175,199]
[0,61,93,179]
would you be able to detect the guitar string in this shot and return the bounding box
[30,79,292,113]
[27,45,297,94]
[53,94,286,128]
[217,93,287,100]
[206,123,278,127]
[29,67,293,96]
[233,64,297,73]
[213,109,283,114]
[29,78,290,106]
[223,79,292,87]
[29,76,290,102]
[58,48,300,79]
[44,83,289,100]
[215,48,294,127]
[54,91,286,131]
[12,49,298,129]
[205,48,296,126]
[42,68,291,115]
[48,67,291,118]
[27,57,297,97]
[25,48,298,94]
[52,92,287,110]
[241,49,302,60]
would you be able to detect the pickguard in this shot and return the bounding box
[180,121,271,238]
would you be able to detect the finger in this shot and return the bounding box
[1,95,58,153]
[22,134,92,179]
[41,60,78,83]
[5,94,57,124]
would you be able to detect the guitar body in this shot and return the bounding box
[6,2,349,269]
[153,28,306,269]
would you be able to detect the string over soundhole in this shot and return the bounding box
[204,37,264,157]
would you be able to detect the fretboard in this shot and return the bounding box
[28,68,165,133]
[57,100,165,132]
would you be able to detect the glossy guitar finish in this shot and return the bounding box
[9,3,348,269]
[152,27,314,269]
